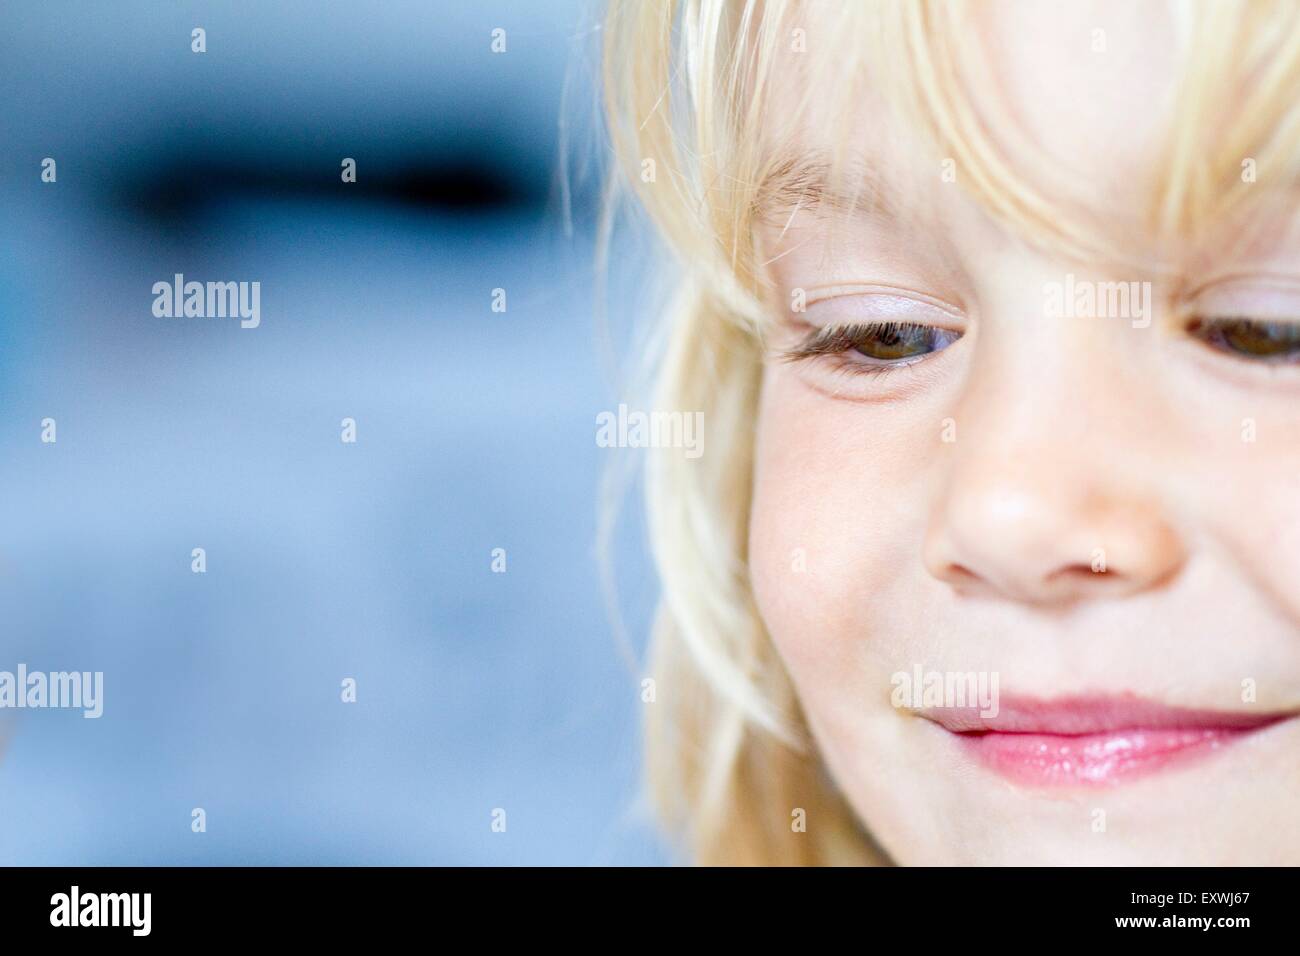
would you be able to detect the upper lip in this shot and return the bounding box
[919,694,1296,735]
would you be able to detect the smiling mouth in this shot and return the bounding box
[919,695,1297,787]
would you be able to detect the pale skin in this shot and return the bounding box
[747,2,1300,864]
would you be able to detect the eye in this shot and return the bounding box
[1187,317,1300,362]
[784,321,962,369]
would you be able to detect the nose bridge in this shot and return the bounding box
[940,359,1092,572]
[924,322,1183,603]
[947,318,1091,493]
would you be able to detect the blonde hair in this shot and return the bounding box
[600,0,1300,865]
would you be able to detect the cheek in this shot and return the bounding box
[1168,374,1300,633]
[1204,415,1300,626]
[747,366,938,690]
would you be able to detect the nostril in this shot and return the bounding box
[945,560,1124,603]
[943,563,989,592]
[1051,563,1107,581]
[1042,562,1135,598]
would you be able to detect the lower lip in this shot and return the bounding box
[958,726,1259,786]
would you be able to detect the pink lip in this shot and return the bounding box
[920,695,1293,787]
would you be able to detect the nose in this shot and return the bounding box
[923,389,1186,607]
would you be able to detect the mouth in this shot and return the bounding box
[919,695,1296,787]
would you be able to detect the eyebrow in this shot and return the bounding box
[753,151,905,224]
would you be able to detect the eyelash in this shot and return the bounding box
[776,313,1300,402]
[780,321,961,375]
[783,317,1300,359]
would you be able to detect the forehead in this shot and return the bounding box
[771,1,1175,196]
[755,0,1300,268]
[977,0,1178,203]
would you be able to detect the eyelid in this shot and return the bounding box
[1182,271,1300,300]
[802,284,966,322]
[1182,273,1300,320]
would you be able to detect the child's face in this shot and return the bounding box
[748,1,1300,864]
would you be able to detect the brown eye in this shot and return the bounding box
[849,322,939,360]
[786,321,961,367]
[1189,318,1300,360]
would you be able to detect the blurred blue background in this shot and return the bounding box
[0,0,666,864]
